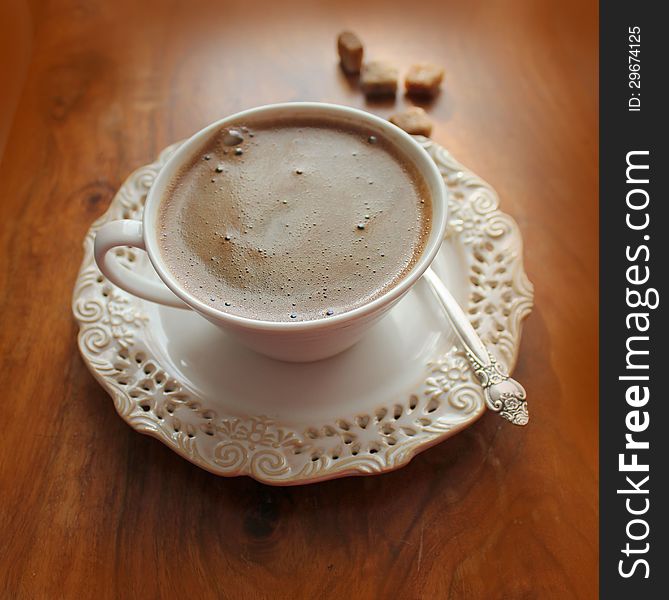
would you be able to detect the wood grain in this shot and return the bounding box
[0,0,598,597]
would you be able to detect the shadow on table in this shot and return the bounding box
[90,306,566,594]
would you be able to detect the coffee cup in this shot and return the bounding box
[94,102,448,361]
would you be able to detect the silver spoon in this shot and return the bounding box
[423,267,529,426]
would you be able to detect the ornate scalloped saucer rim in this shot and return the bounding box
[72,136,533,485]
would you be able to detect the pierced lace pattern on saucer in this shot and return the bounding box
[73,138,533,484]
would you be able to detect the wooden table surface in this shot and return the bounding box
[0,0,598,597]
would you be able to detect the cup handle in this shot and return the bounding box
[94,220,189,309]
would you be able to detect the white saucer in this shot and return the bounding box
[72,138,533,485]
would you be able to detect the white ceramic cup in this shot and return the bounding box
[94,102,448,362]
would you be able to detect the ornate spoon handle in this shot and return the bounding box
[423,268,529,426]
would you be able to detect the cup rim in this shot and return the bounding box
[142,101,448,332]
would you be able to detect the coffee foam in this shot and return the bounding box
[158,116,432,322]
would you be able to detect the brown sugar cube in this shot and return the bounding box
[405,63,445,96]
[360,61,398,97]
[337,31,364,74]
[389,107,433,137]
